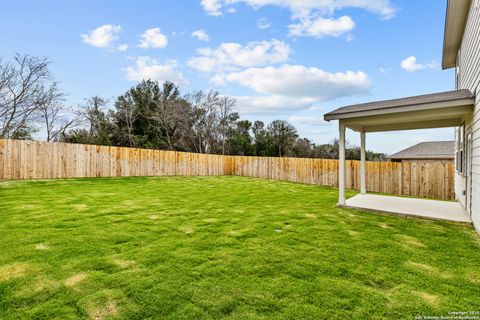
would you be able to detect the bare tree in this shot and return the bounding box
[114,95,138,147]
[77,96,114,145]
[185,90,221,153]
[218,96,236,154]
[36,83,79,141]
[0,54,53,138]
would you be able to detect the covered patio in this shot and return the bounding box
[324,89,475,223]
[346,194,470,222]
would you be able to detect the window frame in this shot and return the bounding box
[456,124,466,175]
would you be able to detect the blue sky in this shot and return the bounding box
[0,0,455,154]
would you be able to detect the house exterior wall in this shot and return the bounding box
[456,0,480,230]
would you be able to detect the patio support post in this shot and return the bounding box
[338,122,346,205]
[360,131,366,194]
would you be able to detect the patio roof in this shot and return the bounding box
[324,90,475,132]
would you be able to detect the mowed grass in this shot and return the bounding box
[0,176,479,319]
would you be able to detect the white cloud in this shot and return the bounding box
[214,64,372,101]
[400,56,439,72]
[187,39,291,73]
[400,56,424,72]
[201,0,222,16]
[123,56,188,85]
[289,116,330,126]
[201,0,396,39]
[427,60,440,70]
[117,44,128,52]
[216,64,371,115]
[233,95,315,114]
[81,24,122,48]
[191,29,210,41]
[201,0,397,19]
[289,15,355,38]
[257,18,271,30]
[138,28,168,49]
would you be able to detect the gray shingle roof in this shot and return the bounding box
[387,141,455,160]
[324,89,474,120]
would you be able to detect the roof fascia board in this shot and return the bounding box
[324,98,474,121]
[442,0,473,69]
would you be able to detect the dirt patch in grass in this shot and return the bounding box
[348,230,360,237]
[22,204,37,209]
[429,225,447,232]
[121,200,136,207]
[113,259,136,269]
[72,204,88,211]
[227,230,240,236]
[64,272,88,287]
[466,272,480,284]
[0,263,28,282]
[35,243,49,250]
[415,291,439,306]
[91,193,117,198]
[88,300,118,320]
[179,226,194,234]
[396,235,426,248]
[405,261,453,279]
[15,277,59,298]
[385,286,440,308]
[405,261,435,272]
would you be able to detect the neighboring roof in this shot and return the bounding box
[442,0,472,69]
[387,141,455,160]
[324,89,475,121]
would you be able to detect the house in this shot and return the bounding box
[323,0,480,232]
[387,141,454,162]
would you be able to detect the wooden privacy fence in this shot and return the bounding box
[0,139,455,200]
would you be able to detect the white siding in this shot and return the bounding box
[458,0,480,231]
[458,2,480,91]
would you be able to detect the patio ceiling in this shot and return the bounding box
[324,90,475,132]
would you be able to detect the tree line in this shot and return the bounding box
[0,54,385,160]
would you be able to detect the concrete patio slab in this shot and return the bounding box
[344,194,471,223]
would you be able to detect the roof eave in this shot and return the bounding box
[442,0,472,69]
[323,97,475,121]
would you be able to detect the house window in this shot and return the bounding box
[456,65,460,89]
[456,125,465,174]
[467,133,473,177]
[456,48,461,89]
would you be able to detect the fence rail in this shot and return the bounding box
[0,139,455,200]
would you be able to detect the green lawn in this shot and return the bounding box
[0,176,479,319]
